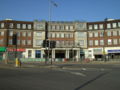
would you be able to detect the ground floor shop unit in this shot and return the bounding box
[88,47,120,61]
[23,48,88,62]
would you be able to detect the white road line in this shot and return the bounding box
[57,69,86,77]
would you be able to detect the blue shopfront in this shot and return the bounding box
[108,50,120,60]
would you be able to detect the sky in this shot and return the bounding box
[0,0,120,22]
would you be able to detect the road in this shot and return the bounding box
[0,64,120,90]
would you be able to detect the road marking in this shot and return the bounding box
[57,69,86,77]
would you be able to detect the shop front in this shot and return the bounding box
[0,47,6,61]
[108,49,120,61]
[93,48,103,61]
[7,48,26,60]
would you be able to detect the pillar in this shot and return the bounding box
[76,50,80,61]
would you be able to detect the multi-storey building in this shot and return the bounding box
[23,21,87,62]
[87,19,120,61]
[0,19,33,60]
[1,19,120,61]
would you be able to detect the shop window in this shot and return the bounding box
[28,50,32,58]
[35,50,41,58]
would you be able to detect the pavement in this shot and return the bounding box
[1,60,120,69]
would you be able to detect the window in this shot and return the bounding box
[36,32,42,37]
[17,40,20,45]
[88,25,93,30]
[9,39,12,45]
[100,40,104,45]
[28,32,31,37]
[95,40,98,46]
[56,33,60,38]
[27,40,31,45]
[118,31,120,36]
[28,24,32,29]
[28,50,32,58]
[22,24,26,29]
[107,31,111,36]
[61,33,64,38]
[113,39,118,45]
[22,40,26,45]
[94,24,98,29]
[52,33,55,38]
[17,32,20,37]
[89,32,93,37]
[78,32,86,38]
[0,32,4,36]
[70,33,73,38]
[0,39,3,44]
[9,23,14,28]
[113,31,117,36]
[52,25,55,30]
[94,32,98,37]
[99,32,104,37]
[35,40,42,46]
[9,31,13,36]
[89,40,93,46]
[65,26,69,30]
[108,39,112,45]
[17,24,21,29]
[70,26,74,30]
[1,23,4,28]
[35,50,41,58]
[65,34,69,38]
[112,23,117,28]
[61,25,64,30]
[99,24,103,29]
[107,23,111,29]
[79,40,84,46]
[56,25,60,30]
[22,32,26,37]
[118,22,120,27]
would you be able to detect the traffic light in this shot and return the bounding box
[12,34,17,45]
[50,41,56,48]
[42,40,49,47]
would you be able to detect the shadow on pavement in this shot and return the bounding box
[74,72,109,90]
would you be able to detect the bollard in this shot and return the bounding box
[15,58,20,67]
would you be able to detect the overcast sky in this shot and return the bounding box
[0,0,120,22]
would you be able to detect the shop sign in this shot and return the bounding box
[108,50,120,53]
[7,48,26,52]
[93,48,102,54]
[0,47,6,52]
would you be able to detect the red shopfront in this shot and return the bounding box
[7,48,26,60]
